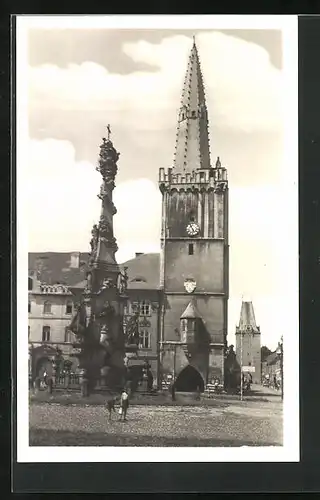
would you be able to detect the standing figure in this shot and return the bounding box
[119,388,129,421]
[106,395,116,421]
[171,381,176,401]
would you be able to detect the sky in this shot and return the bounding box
[22,20,298,351]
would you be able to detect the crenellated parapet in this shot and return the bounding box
[159,156,228,194]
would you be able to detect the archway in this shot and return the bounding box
[175,365,204,392]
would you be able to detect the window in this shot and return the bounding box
[64,328,73,343]
[28,277,33,291]
[139,329,151,349]
[43,301,52,314]
[140,300,151,316]
[28,326,30,339]
[188,243,194,255]
[248,362,252,366]
[66,301,73,315]
[28,301,31,313]
[42,326,50,342]
[191,110,196,118]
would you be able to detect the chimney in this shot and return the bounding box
[70,252,80,269]
[135,252,144,258]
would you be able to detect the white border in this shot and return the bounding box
[16,15,299,463]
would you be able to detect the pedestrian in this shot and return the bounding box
[273,375,278,390]
[171,381,176,401]
[196,385,201,400]
[119,389,129,421]
[106,395,116,421]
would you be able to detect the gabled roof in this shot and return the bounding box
[180,300,202,319]
[28,252,89,286]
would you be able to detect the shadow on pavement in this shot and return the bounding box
[29,428,282,447]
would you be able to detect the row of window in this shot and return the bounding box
[28,301,73,315]
[124,300,151,316]
[28,326,152,349]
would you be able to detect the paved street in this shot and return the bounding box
[29,393,282,447]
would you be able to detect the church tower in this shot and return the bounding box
[235,301,261,384]
[158,39,229,390]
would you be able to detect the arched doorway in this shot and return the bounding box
[175,365,204,392]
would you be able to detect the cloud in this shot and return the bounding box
[28,31,283,134]
[27,139,161,262]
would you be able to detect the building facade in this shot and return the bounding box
[120,253,161,387]
[28,252,88,378]
[235,301,261,384]
[158,39,229,389]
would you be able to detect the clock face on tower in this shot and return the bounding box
[186,222,200,237]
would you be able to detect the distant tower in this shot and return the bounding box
[158,39,229,390]
[235,301,261,384]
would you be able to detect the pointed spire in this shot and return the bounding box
[173,38,211,174]
[180,299,202,319]
[238,301,260,333]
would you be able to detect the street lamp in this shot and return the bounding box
[276,338,283,401]
[240,330,243,401]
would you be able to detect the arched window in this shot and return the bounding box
[43,301,52,314]
[65,301,73,315]
[64,328,73,343]
[42,326,50,342]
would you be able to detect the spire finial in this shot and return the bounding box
[192,35,196,46]
[107,124,111,140]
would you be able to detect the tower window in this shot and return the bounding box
[28,277,33,291]
[28,301,31,313]
[42,326,50,342]
[191,110,196,118]
[28,326,30,339]
[188,244,194,255]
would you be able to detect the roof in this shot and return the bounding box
[28,252,89,286]
[173,39,211,174]
[265,352,279,365]
[180,300,202,319]
[120,253,160,290]
[237,301,260,333]
[70,252,161,291]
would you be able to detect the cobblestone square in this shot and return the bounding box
[29,396,282,447]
